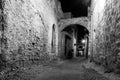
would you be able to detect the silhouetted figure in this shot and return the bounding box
[67,49,73,59]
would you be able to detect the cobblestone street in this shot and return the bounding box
[2,58,113,80]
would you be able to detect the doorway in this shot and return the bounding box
[65,35,72,59]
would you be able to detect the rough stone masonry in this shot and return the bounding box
[90,0,120,73]
[0,0,63,70]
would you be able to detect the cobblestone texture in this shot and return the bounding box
[0,58,110,80]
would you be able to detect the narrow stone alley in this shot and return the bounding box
[1,0,120,80]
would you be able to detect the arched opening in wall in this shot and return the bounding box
[61,24,89,59]
[51,24,56,53]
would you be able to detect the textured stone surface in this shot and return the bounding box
[59,17,89,31]
[0,0,63,70]
[91,0,120,72]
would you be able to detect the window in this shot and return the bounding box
[51,24,56,53]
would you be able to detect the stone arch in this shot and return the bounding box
[58,17,91,59]
[59,17,89,32]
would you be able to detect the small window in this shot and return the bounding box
[51,24,56,53]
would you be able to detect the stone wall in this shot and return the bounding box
[0,0,63,70]
[59,17,88,31]
[91,0,120,72]
[59,27,74,59]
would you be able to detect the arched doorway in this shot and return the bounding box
[60,24,89,59]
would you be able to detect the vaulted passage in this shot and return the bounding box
[59,24,89,59]
[0,0,120,80]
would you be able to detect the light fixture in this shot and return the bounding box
[82,39,86,43]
